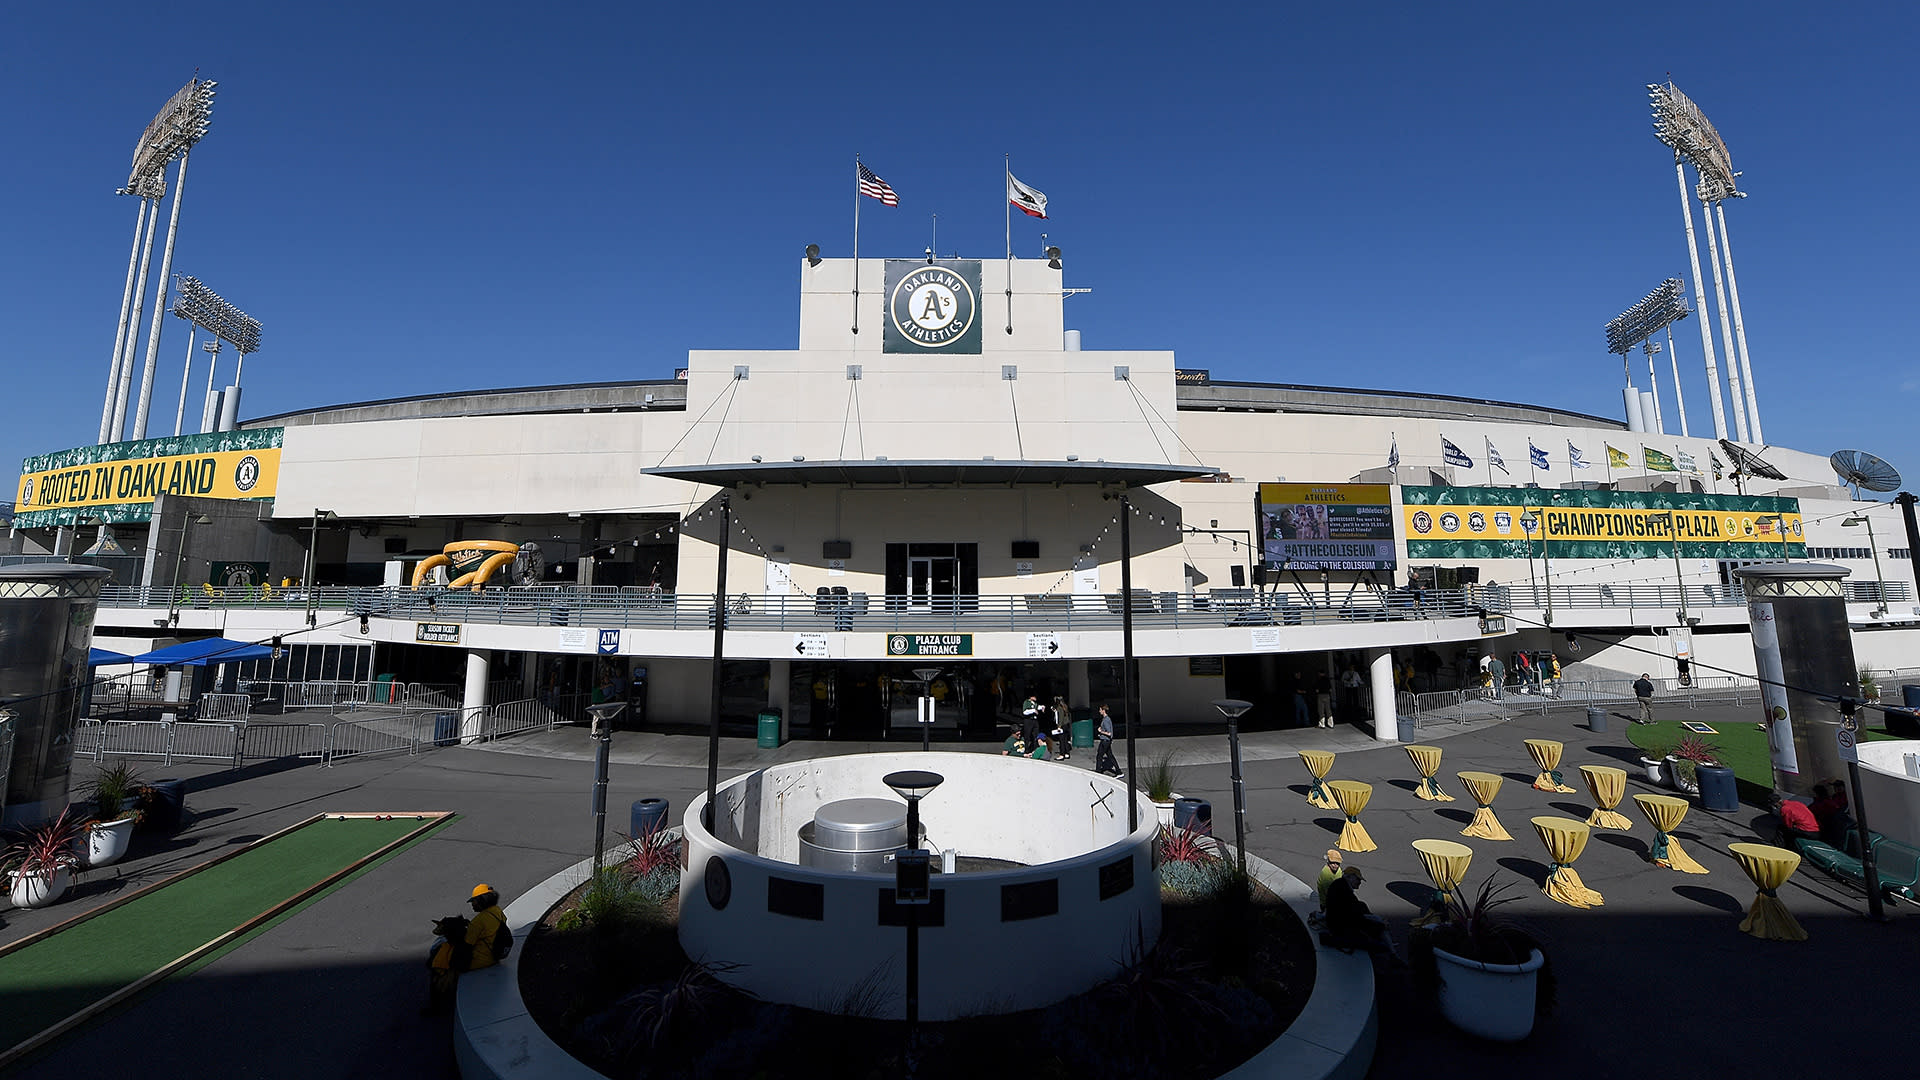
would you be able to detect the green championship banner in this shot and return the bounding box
[15,428,282,528]
[1401,485,1804,560]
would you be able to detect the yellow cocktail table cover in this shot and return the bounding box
[1405,744,1454,801]
[1532,815,1604,908]
[1729,842,1808,942]
[1525,738,1577,793]
[1300,749,1337,809]
[1633,793,1708,874]
[1458,770,1512,841]
[1327,780,1377,852]
[1411,838,1473,926]
[1579,765,1633,830]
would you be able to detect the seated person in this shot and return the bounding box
[1322,868,1399,961]
[1314,849,1345,915]
[1001,732,1027,757]
[1809,781,1855,848]
[1771,794,1819,845]
[1030,734,1050,760]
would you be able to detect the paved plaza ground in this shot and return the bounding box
[2,702,1911,1079]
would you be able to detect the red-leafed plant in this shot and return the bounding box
[621,824,681,878]
[5,808,84,881]
[1673,734,1721,767]
[1156,823,1218,864]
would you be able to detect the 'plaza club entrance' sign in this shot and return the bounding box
[887,634,973,657]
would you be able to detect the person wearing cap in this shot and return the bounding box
[1314,849,1345,913]
[427,883,509,1013]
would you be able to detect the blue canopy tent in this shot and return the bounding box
[125,638,274,667]
[88,647,136,666]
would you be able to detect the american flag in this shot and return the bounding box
[857,163,899,206]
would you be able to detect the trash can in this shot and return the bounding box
[1902,683,1920,708]
[1587,705,1607,733]
[1172,797,1213,834]
[631,797,670,837]
[1072,718,1094,749]
[757,709,784,749]
[373,673,397,703]
[433,711,461,747]
[143,779,187,833]
[1396,715,1417,742]
[1696,764,1739,812]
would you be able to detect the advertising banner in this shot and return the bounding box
[883,260,983,354]
[1257,483,1396,571]
[1401,485,1803,559]
[15,428,282,528]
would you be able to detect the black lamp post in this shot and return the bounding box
[1211,699,1252,882]
[585,701,628,871]
[883,769,943,1058]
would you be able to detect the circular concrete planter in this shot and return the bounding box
[1431,946,1544,1042]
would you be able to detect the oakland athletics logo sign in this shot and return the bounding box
[883,259,983,354]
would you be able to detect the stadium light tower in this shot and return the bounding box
[1603,278,1690,434]
[170,276,262,433]
[101,78,216,444]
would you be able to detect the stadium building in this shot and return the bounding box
[11,255,1917,741]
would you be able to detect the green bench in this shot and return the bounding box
[1795,833,1920,904]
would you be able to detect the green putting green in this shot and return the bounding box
[0,814,440,1058]
[1626,716,1900,797]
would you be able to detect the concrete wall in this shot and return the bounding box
[679,751,1160,1020]
[1854,740,1920,849]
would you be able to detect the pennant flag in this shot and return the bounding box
[1606,444,1631,469]
[858,163,899,206]
[1568,442,1590,470]
[1529,442,1550,471]
[1710,452,1725,480]
[1388,435,1400,473]
[1676,449,1699,474]
[1007,172,1048,219]
[1487,440,1508,474]
[1441,437,1474,469]
[1644,447,1678,472]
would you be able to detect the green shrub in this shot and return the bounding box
[1158,857,1229,898]
[557,866,653,933]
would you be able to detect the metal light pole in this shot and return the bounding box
[912,667,942,752]
[585,701,628,871]
[172,324,197,436]
[1843,516,1888,618]
[1118,491,1139,833]
[1757,514,1791,565]
[884,769,943,1064]
[1698,188,1747,442]
[1211,699,1252,882]
[112,196,161,441]
[704,494,731,833]
[1677,157,1726,440]
[1836,700,1886,921]
[1715,202,1762,444]
[304,509,336,626]
[131,151,191,441]
[101,197,152,443]
[1665,324,1690,437]
[1896,493,1920,603]
[165,513,214,625]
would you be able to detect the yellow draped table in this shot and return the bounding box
[1405,744,1454,802]
[1300,749,1337,809]
[1728,842,1808,942]
[1524,738,1577,793]
[1532,815,1605,908]
[1458,771,1512,841]
[1327,780,1377,853]
[1579,765,1633,831]
[1410,838,1473,927]
[1632,793,1709,874]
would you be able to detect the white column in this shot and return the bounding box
[1676,159,1728,441]
[132,152,191,441]
[1367,648,1397,743]
[1698,194,1748,442]
[462,649,490,743]
[101,198,150,443]
[1715,203,1763,444]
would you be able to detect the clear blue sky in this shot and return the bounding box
[5,4,1916,494]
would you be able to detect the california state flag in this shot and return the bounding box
[1007,172,1048,218]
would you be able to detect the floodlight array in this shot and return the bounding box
[1604,277,1689,355]
[1648,81,1736,196]
[171,276,261,353]
[127,79,216,190]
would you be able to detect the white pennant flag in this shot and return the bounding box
[1007,172,1048,219]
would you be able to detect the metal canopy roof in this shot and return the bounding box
[641,459,1220,487]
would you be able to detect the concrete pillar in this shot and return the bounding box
[1367,647,1398,743]
[1067,659,1091,710]
[462,649,490,743]
[52,527,74,557]
[768,659,791,742]
[1735,563,1856,799]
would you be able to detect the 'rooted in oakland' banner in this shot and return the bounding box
[1401,485,1803,560]
[15,428,282,528]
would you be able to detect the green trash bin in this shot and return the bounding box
[757,710,784,749]
[373,673,397,704]
[1072,718,1094,749]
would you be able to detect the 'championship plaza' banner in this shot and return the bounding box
[1401,485,1803,560]
[15,428,282,528]
[1258,483,1396,570]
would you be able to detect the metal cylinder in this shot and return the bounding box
[1736,563,1855,799]
[218,385,241,432]
[798,797,906,872]
[0,564,113,825]
[1622,387,1645,433]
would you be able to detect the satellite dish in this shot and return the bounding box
[1718,439,1787,493]
[1830,450,1902,495]
[513,542,546,586]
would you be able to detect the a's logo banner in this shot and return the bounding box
[15,428,283,528]
[1401,485,1803,559]
[884,260,982,354]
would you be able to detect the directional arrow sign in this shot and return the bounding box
[794,633,828,658]
[1026,632,1061,659]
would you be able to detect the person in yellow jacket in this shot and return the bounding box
[427,883,508,1013]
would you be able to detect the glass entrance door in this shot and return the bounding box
[908,556,959,609]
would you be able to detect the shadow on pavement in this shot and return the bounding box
[1672,884,1744,913]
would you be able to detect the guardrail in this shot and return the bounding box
[93,584,1498,633]
[1474,579,1912,612]
[1399,673,1765,727]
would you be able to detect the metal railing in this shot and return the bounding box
[94,583,1497,633]
[484,698,572,742]
[1475,579,1912,612]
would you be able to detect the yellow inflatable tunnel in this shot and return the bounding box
[411,540,524,592]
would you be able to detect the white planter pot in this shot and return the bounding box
[9,868,73,909]
[1154,795,1180,829]
[84,817,137,868]
[1432,945,1545,1042]
[1639,757,1664,785]
[1663,756,1686,792]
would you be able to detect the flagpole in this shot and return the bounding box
[1005,153,1014,336]
[852,155,862,335]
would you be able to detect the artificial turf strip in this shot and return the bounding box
[0,816,427,1055]
[1625,716,1899,794]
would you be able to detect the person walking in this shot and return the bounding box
[1633,673,1656,724]
[1093,705,1122,777]
[1485,654,1505,700]
[1315,672,1334,729]
[1050,696,1072,760]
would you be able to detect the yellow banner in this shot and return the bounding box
[17,447,280,513]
